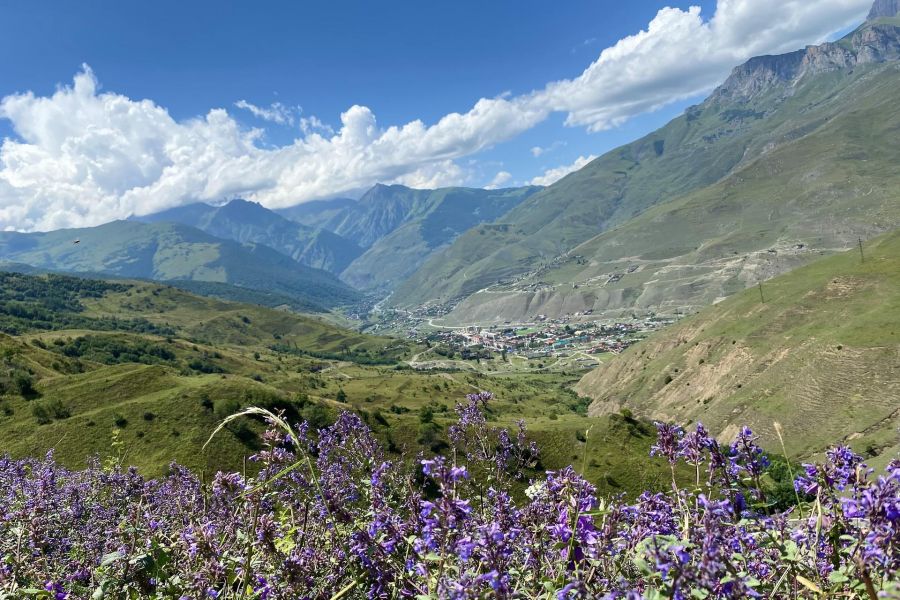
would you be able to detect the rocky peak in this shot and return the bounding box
[868,0,900,20]
[711,14,900,103]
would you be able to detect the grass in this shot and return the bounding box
[576,229,900,469]
[0,273,672,497]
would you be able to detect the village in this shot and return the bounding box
[421,316,676,360]
[361,304,678,369]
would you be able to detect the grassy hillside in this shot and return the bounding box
[0,272,674,497]
[392,21,900,321]
[137,199,363,274]
[340,186,539,291]
[276,197,358,230]
[0,220,362,311]
[575,230,900,467]
[442,61,900,324]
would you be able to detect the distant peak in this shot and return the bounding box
[359,182,412,203]
[221,198,266,213]
[869,0,900,19]
[224,198,258,207]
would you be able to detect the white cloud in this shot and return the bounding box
[530,141,566,157]
[0,0,872,230]
[485,171,513,189]
[299,115,334,136]
[530,155,597,186]
[538,0,871,131]
[234,100,298,125]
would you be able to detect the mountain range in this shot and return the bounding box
[389,11,900,323]
[140,184,540,293]
[2,5,899,329]
[0,220,361,312]
[135,199,364,275]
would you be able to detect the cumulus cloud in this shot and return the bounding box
[299,115,334,136]
[234,100,299,125]
[539,0,871,131]
[485,171,513,189]
[0,0,872,230]
[530,155,597,186]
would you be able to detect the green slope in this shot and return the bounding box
[276,197,358,230]
[575,229,900,467]
[0,272,676,496]
[0,220,362,311]
[339,185,540,291]
[137,199,363,275]
[391,20,900,321]
[443,60,900,324]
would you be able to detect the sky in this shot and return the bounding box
[0,0,873,231]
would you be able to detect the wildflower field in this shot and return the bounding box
[0,393,897,599]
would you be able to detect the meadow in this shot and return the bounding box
[0,271,674,497]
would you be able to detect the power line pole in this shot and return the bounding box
[758,282,765,304]
[858,237,865,264]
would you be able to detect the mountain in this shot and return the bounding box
[325,184,443,250]
[575,230,900,465]
[869,0,900,19]
[338,185,540,290]
[0,220,362,311]
[390,13,900,323]
[137,199,363,275]
[276,197,358,230]
[277,184,540,291]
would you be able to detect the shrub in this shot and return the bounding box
[31,403,51,425]
[214,398,241,421]
[13,372,38,398]
[31,399,69,423]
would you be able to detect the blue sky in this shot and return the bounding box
[0,0,871,230]
[0,1,710,183]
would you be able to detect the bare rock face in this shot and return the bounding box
[711,18,900,103]
[868,0,900,20]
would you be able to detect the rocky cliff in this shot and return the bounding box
[713,16,900,102]
[869,0,900,19]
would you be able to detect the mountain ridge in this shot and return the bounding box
[136,199,363,275]
[575,228,900,466]
[868,0,900,19]
[0,220,362,312]
[389,15,900,323]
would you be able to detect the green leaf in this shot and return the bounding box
[828,570,850,584]
[100,550,124,567]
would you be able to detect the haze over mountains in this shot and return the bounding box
[0,220,361,312]
[390,10,900,322]
[135,199,365,275]
[1,4,899,329]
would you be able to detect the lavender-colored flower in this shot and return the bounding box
[650,422,684,465]
[0,392,895,598]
